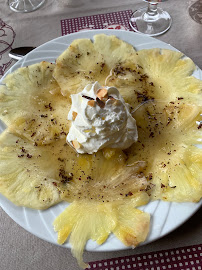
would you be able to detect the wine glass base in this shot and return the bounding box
[8,0,45,13]
[130,7,172,36]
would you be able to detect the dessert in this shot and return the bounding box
[0,34,201,268]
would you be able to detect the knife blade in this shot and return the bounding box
[9,47,36,60]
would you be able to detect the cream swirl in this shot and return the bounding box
[67,82,138,154]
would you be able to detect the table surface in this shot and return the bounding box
[0,0,202,269]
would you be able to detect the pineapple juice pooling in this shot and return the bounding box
[67,82,138,154]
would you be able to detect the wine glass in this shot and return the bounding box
[129,0,172,36]
[8,0,45,12]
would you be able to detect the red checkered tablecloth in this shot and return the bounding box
[87,244,202,270]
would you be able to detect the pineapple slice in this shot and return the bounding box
[53,193,150,268]
[105,49,202,108]
[134,49,202,104]
[126,100,202,202]
[59,151,148,203]
[53,34,139,96]
[0,61,70,145]
[54,201,117,269]
[0,130,74,209]
[53,150,150,268]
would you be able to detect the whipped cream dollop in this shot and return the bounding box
[67,82,138,154]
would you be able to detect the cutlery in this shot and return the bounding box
[9,47,36,60]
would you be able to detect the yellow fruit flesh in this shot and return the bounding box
[59,150,148,204]
[135,49,202,104]
[53,35,138,96]
[54,193,150,268]
[126,100,202,202]
[0,62,70,145]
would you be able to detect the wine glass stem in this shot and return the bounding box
[146,3,158,16]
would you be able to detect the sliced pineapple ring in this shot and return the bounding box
[58,150,148,203]
[53,193,150,268]
[135,49,202,104]
[0,131,73,209]
[53,34,140,96]
[105,49,202,109]
[126,100,202,202]
[0,61,70,145]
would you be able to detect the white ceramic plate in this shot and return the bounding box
[0,30,201,251]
